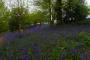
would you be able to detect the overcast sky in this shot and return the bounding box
[86,0,90,6]
[5,0,36,12]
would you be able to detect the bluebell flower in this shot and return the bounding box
[21,55,31,60]
[31,44,41,59]
[4,32,16,42]
[71,48,80,56]
[80,52,90,60]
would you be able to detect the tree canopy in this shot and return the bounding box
[0,0,89,32]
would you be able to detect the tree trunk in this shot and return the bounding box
[49,0,54,26]
[56,0,62,25]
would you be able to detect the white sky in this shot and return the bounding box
[86,0,90,6]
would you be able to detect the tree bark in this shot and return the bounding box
[56,0,62,25]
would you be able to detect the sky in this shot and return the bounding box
[5,0,36,12]
[86,0,90,6]
[5,0,90,12]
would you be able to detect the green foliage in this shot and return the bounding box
[63,0,89,24]
[74,1,89,21]
[29,11,48,25]
[0,0,89,33]
[9,6,30,31]
[0,31,90,59]
[34,0,55,25]
[0,0,9,32]
[78,21,90,25]
[35,0,90,25]
[78,32,90,46]
[55,0,62,25]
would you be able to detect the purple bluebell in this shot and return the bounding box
[71,47,80,56]
[4,32,16,42]
[31,44,41,59]
[21,55,31,60]
[80,52,90,60]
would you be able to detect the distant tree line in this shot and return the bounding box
[0,0,89,32]
[0,0,48,32]
[35,0,90,25]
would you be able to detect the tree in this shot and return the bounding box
[55,0,63,25]
[8,0,30,31]
[9,6,30,31]
[29,11,48,25]
[0,0,9,32]
[34,0,55,25]
[63,0,89,24]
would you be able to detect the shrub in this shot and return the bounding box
[9,7,30,32]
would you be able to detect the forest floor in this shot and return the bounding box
[0,24,90,60]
